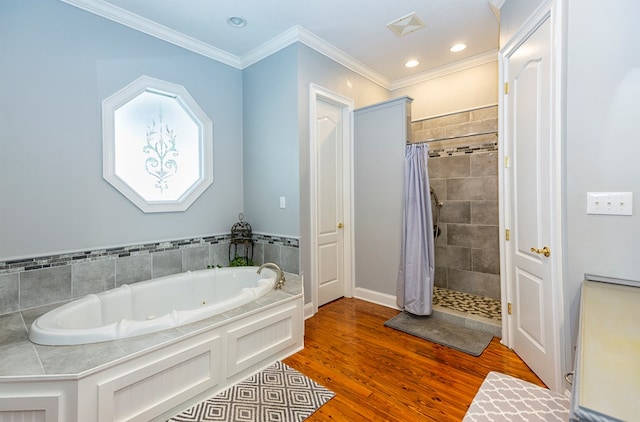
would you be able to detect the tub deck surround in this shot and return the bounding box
[0,273,303,422]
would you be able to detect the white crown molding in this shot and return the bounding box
[488,0,507,10]
[239,26,300,69]
[294,26,391,89]
[59,0,242,68]
[60,0,495,91]
[488,0,505,21]
[240,26,391,89]
[389,50,498,91]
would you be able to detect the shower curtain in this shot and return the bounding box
[397,143,435,316]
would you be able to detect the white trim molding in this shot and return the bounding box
[60,0,499,91]
[354,287,401,310]
[308,84,355,316]
[390,50,498,90]
[59,0,241,68]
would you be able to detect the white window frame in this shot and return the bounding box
[102,75,213,213]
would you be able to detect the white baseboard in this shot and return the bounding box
[304,302,315,319]
[304,288,400,320]
[353,287,401,310]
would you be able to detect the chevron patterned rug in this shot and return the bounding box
[167,361,335,422]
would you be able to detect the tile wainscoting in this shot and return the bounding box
[0,234,299,316]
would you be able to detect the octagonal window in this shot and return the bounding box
[103,76,213,212]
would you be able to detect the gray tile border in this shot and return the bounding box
[0,234,297,275]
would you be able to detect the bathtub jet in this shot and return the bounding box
[29,266,279,346]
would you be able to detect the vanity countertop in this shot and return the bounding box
[571,280,640,421]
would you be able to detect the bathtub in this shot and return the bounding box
[29,266,277,346]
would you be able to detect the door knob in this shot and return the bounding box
[338,223,344,229]
[530,246,551,257]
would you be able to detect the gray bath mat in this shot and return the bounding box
[167,361,334,421]
[384,312,493,356]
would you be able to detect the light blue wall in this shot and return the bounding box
[242,43,389,303]
[296,44,390,302]
[565,0,640,367]
[0,1,244,260]
[242,46,300,237]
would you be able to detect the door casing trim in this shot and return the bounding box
[309,84,355,316]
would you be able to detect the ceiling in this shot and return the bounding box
[62,0,499,88]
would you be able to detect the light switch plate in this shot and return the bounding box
[586,192,633,215]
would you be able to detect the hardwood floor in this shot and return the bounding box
[283,298,544,421]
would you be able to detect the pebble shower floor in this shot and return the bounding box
[432,287,502,321]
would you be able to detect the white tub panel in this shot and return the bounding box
[226,304,300,377]
[0,381,77,422]
[96,335,222,422]
[0,397,54,422]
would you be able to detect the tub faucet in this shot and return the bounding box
[257,263,286,289]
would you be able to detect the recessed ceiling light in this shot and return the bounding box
[405,60,419,68]
[450,43,467,52]
[227,16,247,28]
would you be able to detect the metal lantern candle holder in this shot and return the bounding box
[229,213,254,265]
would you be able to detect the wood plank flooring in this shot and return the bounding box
[283,298,544,421]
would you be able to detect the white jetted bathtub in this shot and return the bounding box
[29,266,277,346]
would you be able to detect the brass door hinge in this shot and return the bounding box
[508,302,512,315]
[504,82,509,94]
[505,229,510,241]
[504,155,510,168]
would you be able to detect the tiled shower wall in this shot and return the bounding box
[410,105,500,300]
[0,234,299,316]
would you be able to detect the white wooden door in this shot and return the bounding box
[315,96,347,306]
[504,16,562,391]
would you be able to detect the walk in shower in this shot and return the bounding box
[411,105,502,331]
